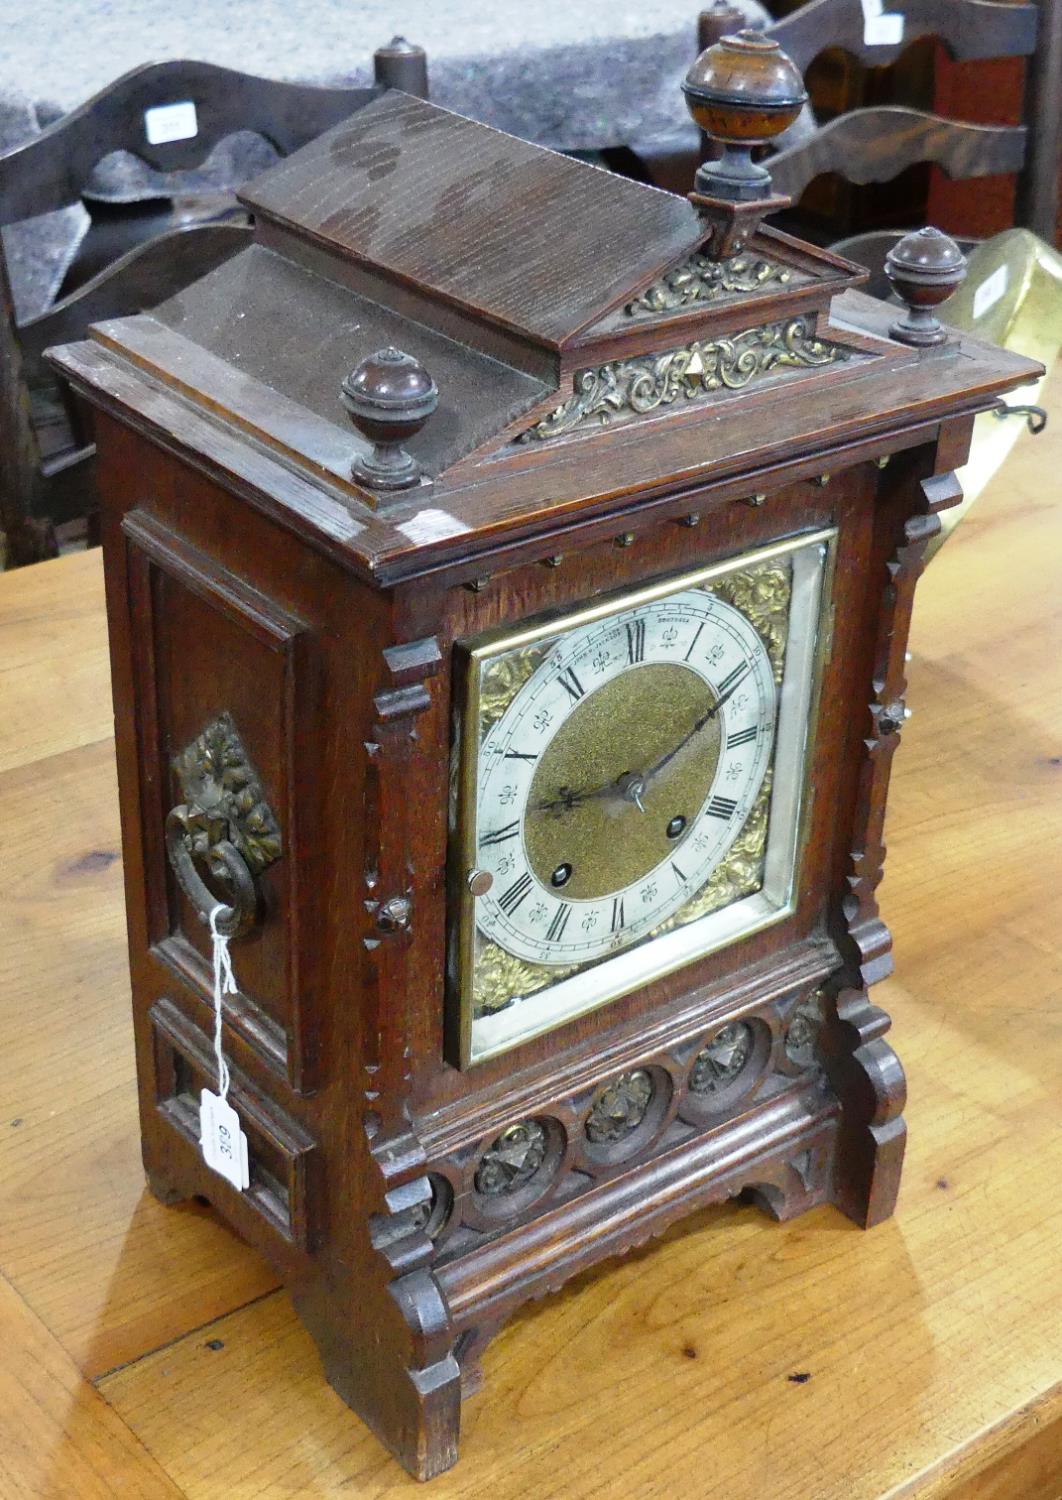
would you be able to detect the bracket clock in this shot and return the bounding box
[51,32,1040,1481]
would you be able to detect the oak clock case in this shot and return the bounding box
[452,530,835,1066]
[47,30,1041,1486]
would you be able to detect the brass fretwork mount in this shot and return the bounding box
[682,29,804,260]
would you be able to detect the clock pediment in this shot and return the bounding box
[235,88,869,367]
[53,82,1040,580]
[566,225,864,353]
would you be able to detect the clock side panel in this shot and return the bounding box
[93,410,470,1472]
[93,413,386,1258]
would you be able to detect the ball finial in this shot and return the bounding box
[884,227,968,347]
[683,31,807,201]
[340,347,438,492]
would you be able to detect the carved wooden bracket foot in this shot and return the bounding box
[144,1169,192,1208]
[821,988,907,1228]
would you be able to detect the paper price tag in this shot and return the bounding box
[865,14,904,44]
[144,100,198,146]
[200,1088,250,1191]
[861,0,904,45]
[973,264,1008,320]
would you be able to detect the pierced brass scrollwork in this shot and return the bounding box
[624,250,795,317]
[165,712,282,938]
[515,317,846,444]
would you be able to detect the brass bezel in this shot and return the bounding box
[447,527,837,1069]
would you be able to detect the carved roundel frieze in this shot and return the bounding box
[679,1019,770,1120]
[582,1066,671,1165]
[410,1173,454,1239]
[475,1120,548,1195]
[471,1117,564,1223]
[785,1013,818,1068]
[690,1022,755,1094]
[585,1069,654,1145]
[785,993,825,1070]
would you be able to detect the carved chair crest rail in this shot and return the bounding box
[0,42,428,567]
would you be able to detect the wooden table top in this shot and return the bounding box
[2,366,1061,1500]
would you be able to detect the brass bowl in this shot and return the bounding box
[931,229,1062,556]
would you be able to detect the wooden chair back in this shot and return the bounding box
[0,48,427,566]
[761,0,1060,245]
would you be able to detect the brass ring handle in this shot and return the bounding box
[165,805,259,938]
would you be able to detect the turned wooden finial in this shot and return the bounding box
[373,36,429,98]
[698,2,746,51]
[696,5,749,165]
[340,347,438,492]
[683,30,805,258]
[684,31,806,202]
[884,227,968,346]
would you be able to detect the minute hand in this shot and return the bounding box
[642,671,748,784]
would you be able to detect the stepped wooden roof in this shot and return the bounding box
[49,92,1041,581]
[240,91,714,350]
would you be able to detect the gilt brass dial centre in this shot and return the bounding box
[524,663,721,901]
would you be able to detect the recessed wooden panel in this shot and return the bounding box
[151,998,316,1247]
[122,509,321,1092]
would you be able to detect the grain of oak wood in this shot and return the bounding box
[1,364,1061,1496]
[0,546,110,772]
[0,1272,183,1500]
[0,749,278,1379]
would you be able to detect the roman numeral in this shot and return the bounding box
[726,725,758,748]
[706,795,738,819]
[611,896,625,932]
[546,904,571,942]
[480,820,521,847]
[625,619,646,664]
[671,861,687,884]
[556,666,585,703]
[498,872,533,914]
[684,622,704,662]
[504,748,538,763]
[715,662,750,696]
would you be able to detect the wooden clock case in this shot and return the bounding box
[50,86,1038,1480]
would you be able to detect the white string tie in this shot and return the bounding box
[208,905,238,1101]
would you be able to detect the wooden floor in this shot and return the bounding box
[3,367,1062,1499]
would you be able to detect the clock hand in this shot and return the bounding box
[530,766,656,814]
[530,673,747,815]
[641,673,747,785]
[529,780,627,814]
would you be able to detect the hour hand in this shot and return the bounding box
[531,785,582,814]
[532,765,652,814]
[530,781,618,814]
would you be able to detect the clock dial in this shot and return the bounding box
[474,591,775,966]
[453,530,834,1065]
